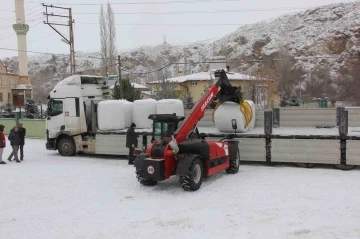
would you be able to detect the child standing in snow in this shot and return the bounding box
[8,126,21,163]
[0,125,6,164]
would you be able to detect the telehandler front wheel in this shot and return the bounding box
[136,170,158,186]
[180,157,203,192]
[226,151,240,174]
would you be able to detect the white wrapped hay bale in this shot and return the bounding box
[156,99,185,116]
[97,100,126,130]
[118,99,133,128]
[132,99,157,128]
[214,100,256,133]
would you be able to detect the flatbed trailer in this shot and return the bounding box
[89,122,360,170]
[45,75,360,170]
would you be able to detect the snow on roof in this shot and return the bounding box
[55,75,106,88]
[109,82,148,90]
[131,82,148,89]
[147,71,256,84]
[140,91,152,95]
[16,84,27,89]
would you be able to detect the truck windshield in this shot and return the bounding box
[47,100,63,117]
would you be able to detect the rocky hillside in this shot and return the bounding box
[3,1,360,102]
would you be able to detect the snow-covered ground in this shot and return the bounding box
[1,139,360,239]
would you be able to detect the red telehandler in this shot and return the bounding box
[134,69,243,191]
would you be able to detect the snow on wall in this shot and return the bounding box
[156,99,184,117]
[132,99,157,129]
[97,100,126,130]
[214,101,256,133]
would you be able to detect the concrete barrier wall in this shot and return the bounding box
[280,108,336,127]
[185,107,360,128]
[0,119,46,138]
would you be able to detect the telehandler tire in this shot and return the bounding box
[136,170,158,186]
[180,157,203,191]
[226,151,240,174]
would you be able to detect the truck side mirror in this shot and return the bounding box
[231,119,237,130]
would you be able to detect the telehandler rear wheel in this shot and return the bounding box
[226,151,240,174]
[136,170,158,186]
[180,157,203,192]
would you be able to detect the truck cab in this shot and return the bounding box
[46,75,110,155]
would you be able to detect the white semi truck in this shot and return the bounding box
[46,75,150,156]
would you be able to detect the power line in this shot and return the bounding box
[37,63,117,83]
[0,5,43,28]
[0,16,44,31]
[43,0,244,5]
[4,32,57,49]
[0,21,43,41]
[120,57,360,75]
[72,7,312,15]
[43,3,76,74]
[78,22,245,26]
[0,46,107,60]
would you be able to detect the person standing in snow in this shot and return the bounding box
[126,123,138,165]
[8,123,26,161]
[0,125,6,164]
[18,123,25,160]
[8,126,21,163]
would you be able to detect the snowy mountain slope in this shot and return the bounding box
[2,1,360,101]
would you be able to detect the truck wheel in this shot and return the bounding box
[226,151,240,174]
[58,138,75,156]
[136,170,158,186]
[180,157,203,191]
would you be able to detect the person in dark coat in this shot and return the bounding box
[126,123,138,165]
[8,126,20,163]
[8,123,26,161]
[0,125,6,164]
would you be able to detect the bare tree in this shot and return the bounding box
[107,2,117,74]
[336,61,360,104]
[151,68,178,100]
[247,65,279,109]
[99,4,108,76]
[304,63,335,99]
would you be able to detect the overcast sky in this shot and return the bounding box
[0,0,356,58]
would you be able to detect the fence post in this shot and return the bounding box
[264,111,273,164]
[273,108,280,128]
[339,110,348,165]
[336,107,345,127]
[40,103,43,119]
[14,112,20,125]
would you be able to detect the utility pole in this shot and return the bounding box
[43,4,75,75]
[118,55,123,99]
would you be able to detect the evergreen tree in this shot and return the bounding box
[183,92,194,109]
[24,99,39,119]
[2,102,15,118]
[112,79,141,102]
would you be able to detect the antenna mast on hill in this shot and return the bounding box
[163,35,167,44]
[42,4,75,75]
